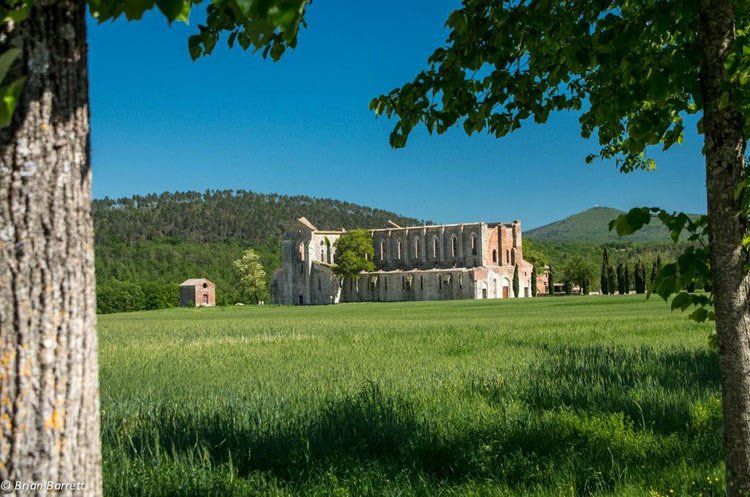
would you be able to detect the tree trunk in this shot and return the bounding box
[0,1,101,495]
[699,0,750,494]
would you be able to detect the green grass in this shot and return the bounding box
[99,295,724,497]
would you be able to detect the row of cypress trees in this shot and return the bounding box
[600,247,662,295]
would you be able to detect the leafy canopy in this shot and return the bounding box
[333,230,375,278]
[370,0,750,172]
[0,0,310,127]
[233,248,267,303]
[88,0,308,61]
[563,255,594,288]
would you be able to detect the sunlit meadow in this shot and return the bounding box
[99,296,723,496]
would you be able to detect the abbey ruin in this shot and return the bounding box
[271,216,536,305]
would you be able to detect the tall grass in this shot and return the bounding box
[99,296,724,496]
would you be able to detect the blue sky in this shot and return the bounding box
[88,0,706,229]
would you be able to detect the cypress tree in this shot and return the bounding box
[624,264,631,294]
[548,268,554,295]
[513,264,520,297]
[634,260,646,294]
[608,265,617,295]
[650,254,662,287]
[615,263,623,294]
[564,279,573,295]
[581,276,590,295]
[531,267,538,297]
[600,247,610,295]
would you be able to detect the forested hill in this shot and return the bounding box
[93,190,427,312]
[93,190,426,246]
[525,206,701,244]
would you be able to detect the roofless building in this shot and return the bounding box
[271,217,534,305]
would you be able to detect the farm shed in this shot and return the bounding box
[179,278,216,307]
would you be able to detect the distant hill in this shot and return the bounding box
[525,206,700,244]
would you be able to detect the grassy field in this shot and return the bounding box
[99,296,724,497]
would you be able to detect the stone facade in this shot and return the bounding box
[179,278,216,307]
[271,217,535,305]
[536,266,551,295]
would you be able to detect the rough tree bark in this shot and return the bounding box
[0,1,101,495]
[699,0,750,494]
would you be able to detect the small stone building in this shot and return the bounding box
[179,278,216,307]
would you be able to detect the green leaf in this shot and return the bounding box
[269,42,285,61]
[155,0,191,23]
[3,2,29,23]
[0,47,21,86]
[609,207,652,236]
[124,0,156,20]
[670,291,691,311]
[0,75,27,128]
[689,307,709,322]
[188,35,203,60]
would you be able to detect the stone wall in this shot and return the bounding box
[271,220,344,305]
[342,269,477,302]
[371,223,485,271]
[179,280,216,307]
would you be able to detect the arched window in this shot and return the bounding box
[432,236,439,259]
[511,247,516,265]
[299,242,305,261]
[471,234,477,256]
[492,249,498,263]
[380,240,386,260]
[414,237,421,260]
[320,241,326,263]
[451,236,458,258]
[397,239,403,259]
[506,249,510,264]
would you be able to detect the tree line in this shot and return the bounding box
[541,246,672,296]
[94,190,427,246]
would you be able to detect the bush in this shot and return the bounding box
[98,281,179,314]
[97,280,146,314]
